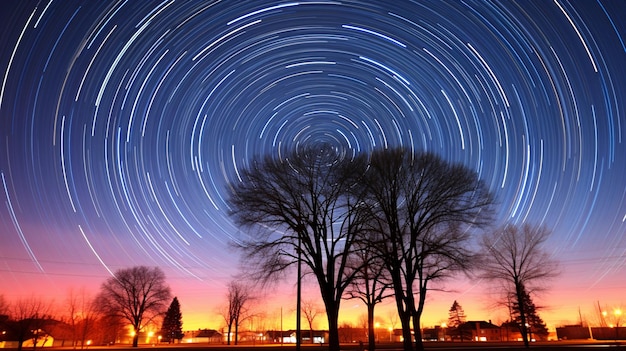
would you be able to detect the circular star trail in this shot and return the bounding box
[1,0,625,320]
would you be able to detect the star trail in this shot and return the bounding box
[1,0,625,328]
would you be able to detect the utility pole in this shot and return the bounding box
[296,234,302,351]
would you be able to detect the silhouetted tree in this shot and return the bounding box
[228,144,371,351]
[479,223,557,348]
[345,244,392,351]
[93,314,123,346]
[448,300,467,341]
[65,288,99,349]
[357,149,494,351]
[221,282,254,345]
[0,295,7,315]
[160,297,183,343]
[96,266,171,347]
[302,299,323,343]
[7,297,53,351]
[512,286,548,341]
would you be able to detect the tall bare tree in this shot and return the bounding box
[345,244,392,351]
[65,288,99,349]
[479,223,557,348]
[228,144,371,351]
[96,266,171,347]
[358,148,494,351]
[221,282,254,345]
[301,299,323,343]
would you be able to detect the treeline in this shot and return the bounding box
[227,145,557,351]
[0,266,182,350]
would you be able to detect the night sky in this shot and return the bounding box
[1,0,625,330]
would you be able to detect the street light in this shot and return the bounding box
[614,309,622,343]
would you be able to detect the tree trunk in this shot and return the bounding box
[413,286,428,351]
[412,313,424,351]
[389,266,413,351]
[367,303,376,351]
[393,288,413,351]
[132,333,139,347]
[399,312,413,351]
[326,304,340,351]
[516,283,530,348]
[227,323,232,345]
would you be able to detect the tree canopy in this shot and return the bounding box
[96,266,171,347]
[479,223,557,348]
[228,146,494,351]
[228,144,370,351]
[357,148,494,351]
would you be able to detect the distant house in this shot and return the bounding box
[183,329,222,344]
[459,321,502,341]
[0,318,70,348]
[557,325,626,341]
[390,328,404,342]
[301,330,327,344]
[499,322,523,342]
[263,330,327,344]
[589,327,626,340]
[337,326,367,343]
[264,330,293,344]
[422,326,442,341]
[556,325,591,340]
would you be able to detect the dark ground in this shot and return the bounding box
[14,341,624,351]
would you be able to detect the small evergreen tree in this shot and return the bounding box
[160,297,183,343]
[448,300,467,341]
[511,287,548,341]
